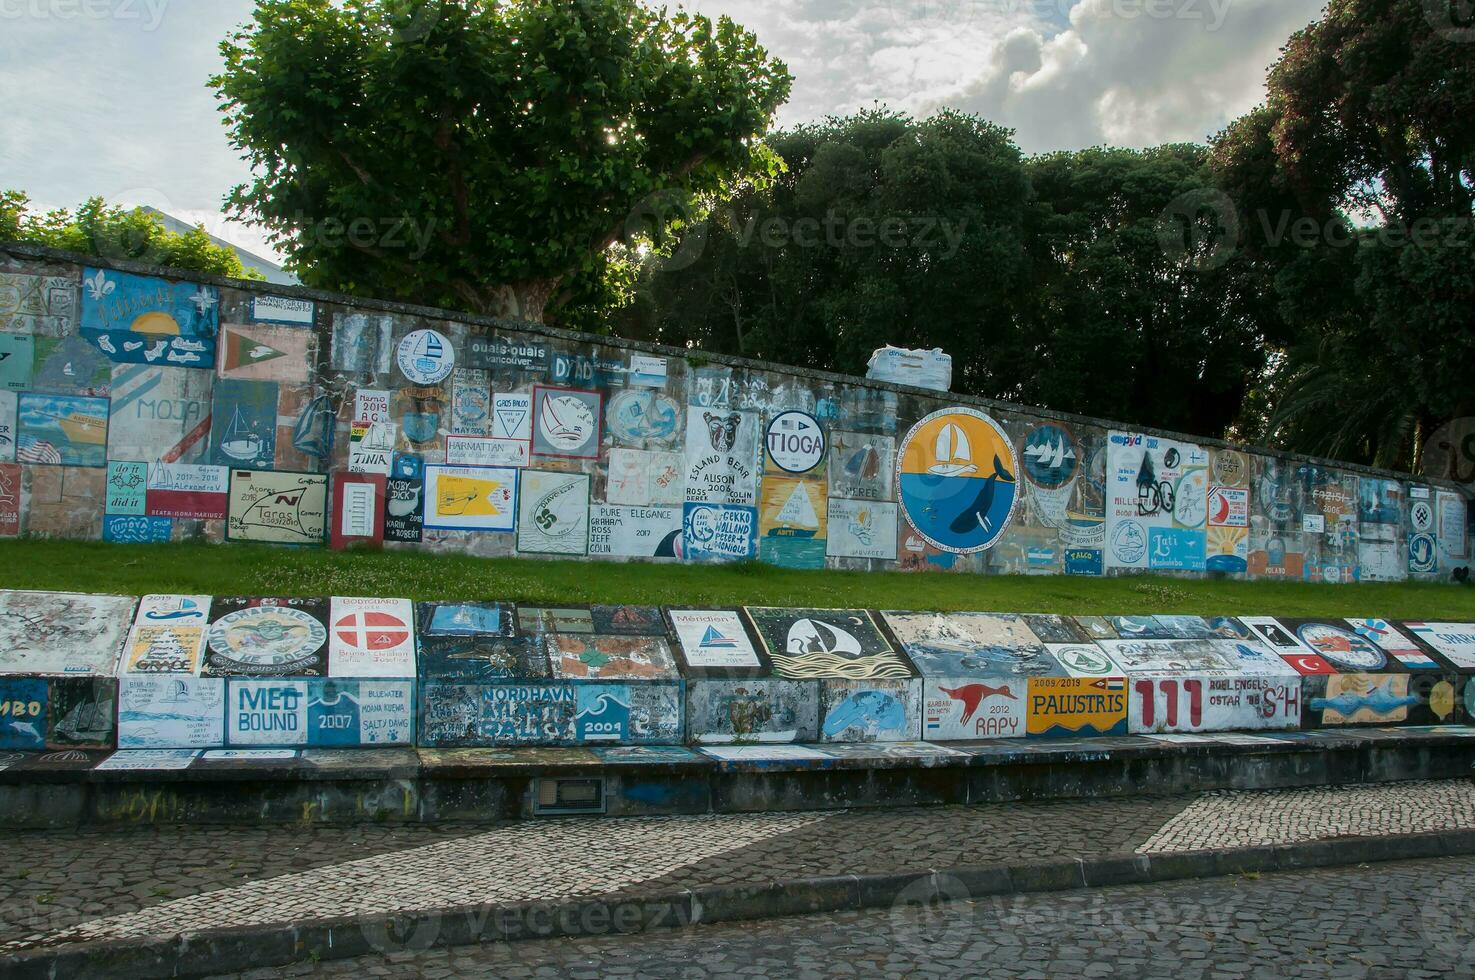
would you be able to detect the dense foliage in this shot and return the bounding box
[211,0,790,322]
[1,191,261,280]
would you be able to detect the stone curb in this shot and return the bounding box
[7,828,1475,979]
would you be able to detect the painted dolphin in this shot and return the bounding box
[821,691,904,738]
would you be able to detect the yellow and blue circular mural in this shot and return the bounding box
[896,407,1019,554]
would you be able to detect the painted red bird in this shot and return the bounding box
[941,683,1017,722]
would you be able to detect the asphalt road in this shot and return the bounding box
[210,855,1475,979]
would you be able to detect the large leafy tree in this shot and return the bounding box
[1021,145,1277,437]
[1,191,262,280]
[623,109,1034,394]
[1213,0,1475,469]
[211,0,791,323]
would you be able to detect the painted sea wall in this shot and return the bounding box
[2,589,1474,753]
[0,241,1468,581]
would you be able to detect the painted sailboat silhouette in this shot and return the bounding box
[775,483,820,537]
[219,406,265,461]
[1024,436,1075,470]
[785,619,863,657]
[927,423,978,477]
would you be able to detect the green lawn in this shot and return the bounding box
[3,540,1473,618]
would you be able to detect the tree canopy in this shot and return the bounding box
[1212,0,1475,470]
[1,191,262,280]
[211,0,791,322]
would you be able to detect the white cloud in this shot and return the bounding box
[0,0,1326,265]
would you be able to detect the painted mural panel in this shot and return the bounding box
[1300,467,1360,583]
[745,608,912,680]
[897,407,1019,555]
[327,596,416,677]
[685,677,819,744]
[605,388,680,450]
[79,268,218,369]
[0,272,76,336]
[419,683,568,746]
[1018,421,1105,575]
[683,503,756,561]
[880,612,1060,677]
[1345,618,1445,670]
[203,597,329,677]
[0,390,15,462]
[1401,623,1475,671]
[548,635,679,680]
[818,678,921,742]
[0,677,47,749]
[45,677,118,748]
[0,591,134,675]
[588,505,682,558]
[1027,676,1129,737]
[605,448,684,506]
[667,609,762,671]
[0,463,21,536]
[516,470,589,554]
[146,463,228,519]
[31,334,111,395]
[117,675,225,748]
[684,407,760,506]
[1248,457,1306,579]
[921,675,1027,739]
[209,379,277,469]
[828,431,894,501]
[1129,673,1302,733]
[225,469,327,544]
[758,474,827,569]
[825,499,898,561]
[1206,448,1250,574]
[531,385,601,460]
[122,594,212,674]
[1301,673,1458,727]
[17,392,108,466]
[217,323,315,383]
[1105,431,1209,572]
[1275,618,1395,673]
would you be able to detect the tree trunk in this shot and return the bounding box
[455,278,560,323]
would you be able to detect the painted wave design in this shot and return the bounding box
[769,651,912,680]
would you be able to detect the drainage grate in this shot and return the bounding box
[533,777,607,816]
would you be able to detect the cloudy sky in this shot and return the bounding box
[0,0,1325,260]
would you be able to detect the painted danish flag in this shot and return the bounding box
[334,611,410,651]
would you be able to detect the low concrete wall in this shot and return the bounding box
[0,730,1469,829]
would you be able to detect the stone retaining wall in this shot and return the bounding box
[0,242,1467,581]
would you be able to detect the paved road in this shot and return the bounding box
[7,780,1475,952]
[214,856,1475,979]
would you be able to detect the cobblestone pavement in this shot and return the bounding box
[5,779,1472,955]
[1138,781,1475,853]
[211,856,1475,979]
